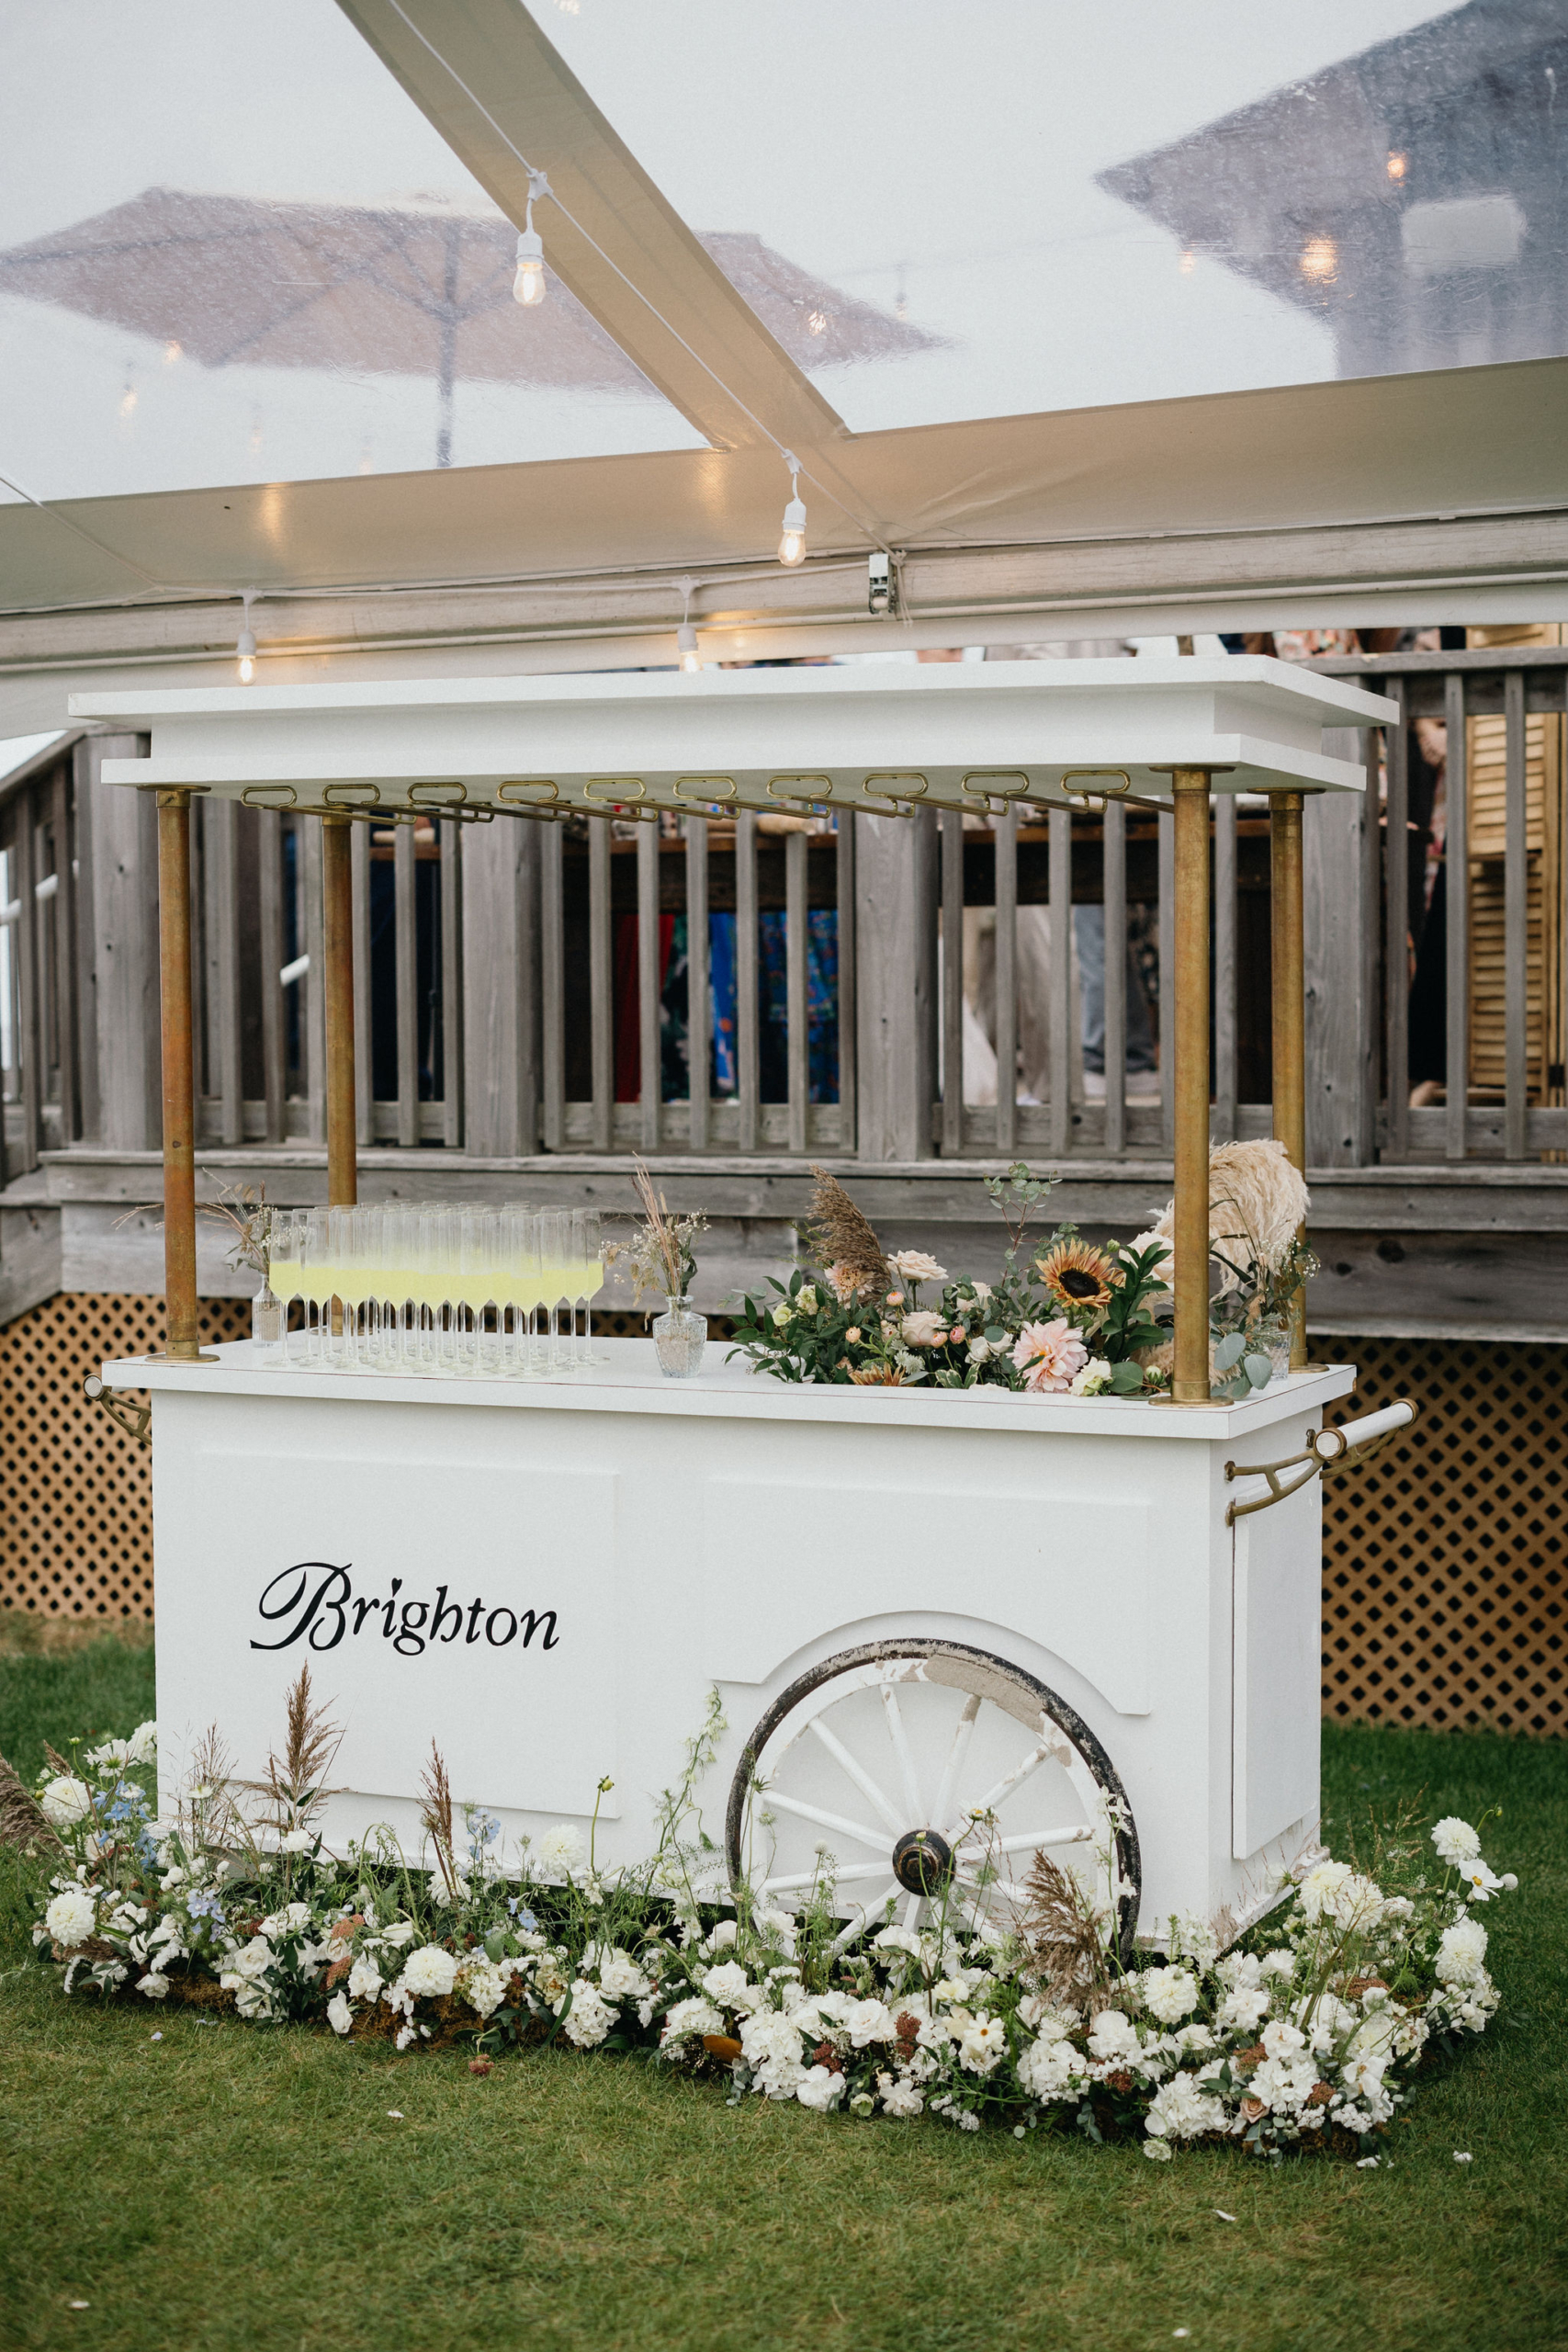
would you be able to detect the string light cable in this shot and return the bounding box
[675,576,702,671]
[378,0,892,566]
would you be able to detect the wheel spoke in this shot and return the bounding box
[945,1740,1052,1838]
[880,1684,924,1824]
[761,1788,891,1853]
[807,1716,904,1837]
[953,1862,1033,1906]
[930,1692,980,1837]
[993,1824,1094,1856]
[898,1889,925,1930]
[829,1884,897,1955]
[761,1860,893,1894]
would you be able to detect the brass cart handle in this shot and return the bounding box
[83,1374,151,1452]
[1224,1397,1418,1525]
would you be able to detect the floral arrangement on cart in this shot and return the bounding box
[729,1142,1315,1399]
[6,1670,1516,2163]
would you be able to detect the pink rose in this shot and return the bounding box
[1011,1317,1089,1393]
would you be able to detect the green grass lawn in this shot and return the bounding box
[1,1637,1564,2352]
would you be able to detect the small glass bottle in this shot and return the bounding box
[251,1275,286,1363]
[652,1295,706,1378]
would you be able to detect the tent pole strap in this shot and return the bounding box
[1270,792,1308,1371]
[322,813,358,1207]
[155,788,211,1363]
[1171,770,1213,1404]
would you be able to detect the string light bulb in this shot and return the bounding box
[236,590,257,685]
[777,451,807,568]
[676,578,702,673]
[513,168,552,305]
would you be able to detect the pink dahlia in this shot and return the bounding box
[1011,1317,1089,1393]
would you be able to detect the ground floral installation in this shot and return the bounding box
[728,1148,1314,1397]
[4,1672,1517,2164]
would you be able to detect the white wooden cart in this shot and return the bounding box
[76,657,1408,1948]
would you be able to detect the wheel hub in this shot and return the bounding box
[892,1827,954,1895]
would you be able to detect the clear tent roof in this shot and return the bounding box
[4,0,1564,517]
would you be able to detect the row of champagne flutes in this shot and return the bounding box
[260,1204,605,1376]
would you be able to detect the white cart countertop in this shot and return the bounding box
[106,1337,1355,1440]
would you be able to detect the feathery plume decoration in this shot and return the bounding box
[806,1165,889,1300]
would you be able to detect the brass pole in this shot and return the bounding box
[1171,770,1213,1404]
[1270,792,1308,1370]
[321,813,358,1207]
[155,788,209,1363]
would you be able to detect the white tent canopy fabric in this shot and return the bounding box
[2,0,1564,728]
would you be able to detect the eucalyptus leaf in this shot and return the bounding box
[1245,1352,1273,1389]
[1213,1332,1247,1371]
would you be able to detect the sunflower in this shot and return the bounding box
[1035,1238,1118,1311]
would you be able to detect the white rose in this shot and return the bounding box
[1431,1816,1482,1867]
[327,1990,354,2036]
[701,1960,754,2010]
[1261,2019,1307,2061]
[965,1337,991,1364]
[841,1997,897,2049]
[795,2064,846,2111]
[347,1954,383,2002]
[888,1250,947,1285]
[703,1920,739,1955]
[136,1972,171,2000]
[39,1776,93,1826]
[536,1825,585,1876]
[126,1722,158,1768]
[44,1888,96,1948]
[793,1285,818,1316]
[1145,2070,1226,2143]
[1435,1916,1489,1986]
[1088,2008,1139,2063]
[402,1944,458,1999]
[900,1310,947,1348]
[1217,1986,1269,2033]
[1069,1359,1112,1396]
[771,1302,794,1329]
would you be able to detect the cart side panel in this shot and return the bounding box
[1231,1479,1323,1861]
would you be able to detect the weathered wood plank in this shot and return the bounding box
[637,821,660,1152]
[1213,795,1236,1142]
[208,795,243,1146]
[351,820,371,1148]
[785,824,808,1156]
[440,820,463,1149]
[1048,806,1072,1157]
[68,739,102,1146]
[836,812,857,1155]
[50,763,79,1140]
[1503,666,1528,1161]
[541,821,565,1151]
[686,816,710,1151]
[1103,799,1127,1156]
[737,810,760,1155]
[1304,731,1373,1165]
[302,814,325,1146]
[259,810,286,1145]
[461,818,526,1158]
[10,786,40,1174]
[1444,674,1469,1164]
[1383,679,1409,1162]
[589,819,613,1153]
[394,820,418,1149]
[941,808,964,1155]
[994,804,1018,1155]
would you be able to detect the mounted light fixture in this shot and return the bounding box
[513,168,552,305]
[236,589,257,684]
[675,577,702,673]
[777,451,807,568]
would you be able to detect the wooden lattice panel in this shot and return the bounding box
[1320,1337,1566,1736]
[0,1293,251,1623]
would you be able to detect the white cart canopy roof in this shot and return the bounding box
[73,659,1393,814]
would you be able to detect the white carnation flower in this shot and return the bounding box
[1431,1816,1482,1867]
[402,1944,458,1999]
[1088,2008,1139,2063]
[326,1990,354,2036]
[39,1775,93,1826]
[536,1824,585,1876]
[1217,1986,1269,2033]
[44,1888,96,1948]
[795,2064,846,2111]
[1261,2019,1308,2062]
[876,2070,925,2118]
[1141,1966,1200,2026]
[1435,1915,1489,1986]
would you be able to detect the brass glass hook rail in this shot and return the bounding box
[1224,1399,1418,1524]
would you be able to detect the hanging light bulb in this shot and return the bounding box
[675,578,703,672]
[513,169,552,305]
[236,590,257,685]
[777,451,807,568]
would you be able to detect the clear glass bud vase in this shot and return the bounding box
[652,1295,706,1378]
[251,1282,285,1363]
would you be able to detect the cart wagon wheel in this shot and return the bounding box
[727,1639,1140,1966]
